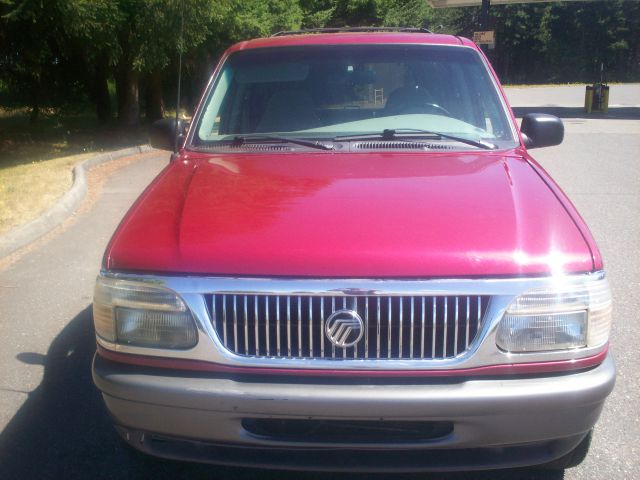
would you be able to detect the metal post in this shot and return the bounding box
[479,0,491,55]
[173,0,185,155]
[480,0,490,30]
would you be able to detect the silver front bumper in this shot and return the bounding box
[93,352,615,468]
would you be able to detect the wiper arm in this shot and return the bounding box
[232,135,334,151]
[335,128,496,150]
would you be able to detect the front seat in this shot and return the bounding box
[384,86,434,116]
[256,89,322,133]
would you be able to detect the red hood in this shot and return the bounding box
[106,150,595,277]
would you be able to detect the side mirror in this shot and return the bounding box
[520,114,564,149]
[149,118,189,151]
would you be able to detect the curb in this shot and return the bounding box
[0,145,153,259]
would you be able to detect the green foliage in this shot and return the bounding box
[114,0,217,72]
[489,1,640,83]
[299,0,381,28]
[230,0,302,37]
[300,1,335,28]
[380,0,430,28]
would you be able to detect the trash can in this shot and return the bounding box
[600,85,609,113]
[584,86,594,113]
[585,83,609,113]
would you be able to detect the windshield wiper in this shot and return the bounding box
[230,135,334,151]
[335,128,497,150]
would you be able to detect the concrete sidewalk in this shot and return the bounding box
[506,83,640,122]
[505,83,640,108]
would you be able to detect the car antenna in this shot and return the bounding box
[173,0,185,155]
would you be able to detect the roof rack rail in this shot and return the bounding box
[272,27,432,37]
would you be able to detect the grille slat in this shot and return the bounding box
[465,296,470,348]
[320,298,325,357]
[342,297,347,359]
[254,296,259,356]
[443,297,448,358]
[387,297,392,359]
[376,297,381,359]
[331,298,336,359]
[286,297,292,358]
[454,297,459,356]
[353,297,359,359]
[431,298,437,357]
[309,297,313,358]
[265,296,270,356]
[244,296,249,355]
[420,297,426,358]
[222,294,227,347]
[409,297,414,359]
[232,296,238,352]
[399,297,404,358]
[364,297,369,359]
[209,294,489,361]
[276,296,281,356]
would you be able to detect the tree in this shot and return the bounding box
[62,0,220,125]
[59,0,121,123]
[0,0,68,123]
[380,0,430,28]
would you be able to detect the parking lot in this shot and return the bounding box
[0,84,638,479]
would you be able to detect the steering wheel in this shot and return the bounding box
[402,102,451,116]
[390,101,451,117]
[421,102,451,116]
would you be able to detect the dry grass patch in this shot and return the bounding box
[0,107,148,236]
[0,152,93,235]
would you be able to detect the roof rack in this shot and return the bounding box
[272,27,432,37]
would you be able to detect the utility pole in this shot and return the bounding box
[174,0,185,156]
[479,0,491,56]
[479,0,490,30]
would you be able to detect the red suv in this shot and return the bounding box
[92,28,614,472]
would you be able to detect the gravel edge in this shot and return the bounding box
[0,145,153,259]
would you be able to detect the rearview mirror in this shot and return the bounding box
[520,114,564,149]
[149,118,189,151]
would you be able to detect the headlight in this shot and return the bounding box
[496,273,612,353]
[93,275,198,349]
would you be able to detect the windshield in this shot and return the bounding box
[193,44,517,149]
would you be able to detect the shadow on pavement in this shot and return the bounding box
[0,306,563,480]
[512,106,640,120]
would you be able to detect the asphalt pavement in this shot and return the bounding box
[0,84,638,480]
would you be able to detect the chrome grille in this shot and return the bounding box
[208,294,490,360]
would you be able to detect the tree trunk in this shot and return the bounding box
[29,104,40,124]
[93,53,112,124]
[29,79,41,124]
[145,69,164,122]
[116,64,140,126]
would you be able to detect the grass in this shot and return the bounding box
[0,107,149,235]
[0,152,93,235]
